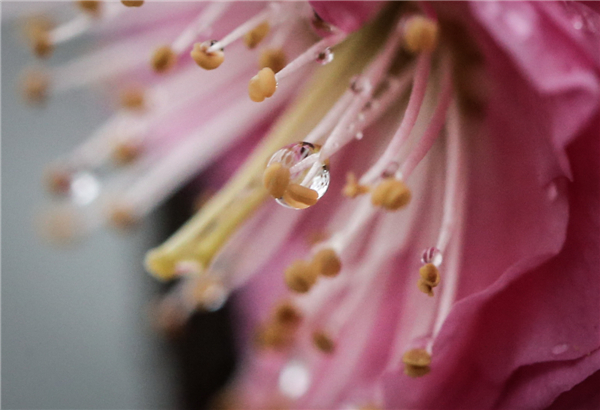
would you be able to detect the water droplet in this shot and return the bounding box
[357,113,366,122]
[70,171,100,205]
[552,344,569,355]
[421,247,443,266]
[355,131,363,140]
[267,142,330,210]
[279,360,310,399]
[316,48,334,65]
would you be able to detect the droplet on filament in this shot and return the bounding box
[266,142,330,210]
[421,247,443,266]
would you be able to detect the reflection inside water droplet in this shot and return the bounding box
[267,142,330,210]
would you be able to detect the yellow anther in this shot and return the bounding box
[255,323,293,350]
[259,48,287,73]
[371,178,411,211]
[417,278,434,297]
[27,23,53,59]
[282,183,318,209]
[76,1,102,16]
[284,260,318,293]
[22,70,49,105]
[419,263,440,286]
[312,330,335,354]
[273,301,303,328]
[44,165,71,195]
[191,41,225,70]
[306,230,330,246]
[119,87,145,110]
[244,21,270,49]
[403,16,439,54]
[151,45,177,73]
[312,248,341,277]
[121,0,144,7]
[108,203,138,230]
[343,172,370,198]
[248,67,277,102]
[112,140,142,166]
[402,348,431,378]
[263,162,290,198]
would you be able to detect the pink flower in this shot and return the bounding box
[21,1,599,409]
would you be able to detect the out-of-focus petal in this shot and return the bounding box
[309,1,384,33]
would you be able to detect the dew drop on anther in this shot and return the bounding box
[316,48,334,65]
[421,247,443,266]
[267,142,330,210]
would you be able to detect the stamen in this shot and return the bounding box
[429,102,466,342]
[312,248,341,277]
[343,172,370,198]
[191,40,225,70]
[371,178,411,211]
[170,3,229,54]
[259,48,287,73]
[119,87,146,111]
[263,162,290,199]
[397,61,453,180]
[121,0,143,7]
[281,183,319,209]
[244,21,270,49]
[21,69,49,105]
[49,2,123,46]
[312,330,335,354]
[275,31,346,83]
[402,16,439,54]
[145,15,385,279]
[359,52,432,185]
[151,45,177,73]
[206,5,278,53]
[75,1,102,18]
[402,348,431,377]
[110,89,293,227]
[111,139,143,166]
[273,301,303,328]
[284,260,319,293]
[248,67,277,102]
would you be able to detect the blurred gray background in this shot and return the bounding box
[2,4,177,409]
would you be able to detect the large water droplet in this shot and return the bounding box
[316,48,334,65]
[421,247,443,266]
[278,360,311,399]
[267,142,330,210]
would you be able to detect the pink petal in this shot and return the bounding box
[309,1,385,33]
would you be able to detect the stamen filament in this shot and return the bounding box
[359,52,432,185]
[49,2,123,44]
[111,87,294,222]
[275,31,347,82]
[171,3,229,54]
[145,18,388,279]
[206,4,277,53]
[398,62,452,180]
[429,102,466,345]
